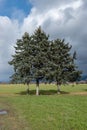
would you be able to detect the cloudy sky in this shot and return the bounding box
[0,0,87,81]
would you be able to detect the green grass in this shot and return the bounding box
[0,84,87,130]
[0,83,87,95]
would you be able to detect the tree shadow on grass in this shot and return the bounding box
[83,89,87,91]
[16,90,69,95]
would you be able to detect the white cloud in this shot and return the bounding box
[0,16,20,81]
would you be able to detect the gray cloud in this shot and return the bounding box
[30,0,75,10]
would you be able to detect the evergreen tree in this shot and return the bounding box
[68,51,82,83]
[9,32,32,94]
[47,39,81,93]
[31,26,49,95]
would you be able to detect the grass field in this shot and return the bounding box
[0,84,87,130]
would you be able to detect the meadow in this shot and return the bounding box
[0,83,87,130]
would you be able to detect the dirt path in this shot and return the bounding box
[69,92,87,95]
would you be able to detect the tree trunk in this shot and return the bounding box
[57,82,61,94]
[27,84,30,94]
[36,79,39,96]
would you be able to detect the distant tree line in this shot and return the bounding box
[9,27,81,95]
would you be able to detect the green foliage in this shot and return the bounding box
[31,27,50,84]
[45,39,81,87]
[9,32,33,84]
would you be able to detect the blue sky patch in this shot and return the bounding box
[0,0,32,21]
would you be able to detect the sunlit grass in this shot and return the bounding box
[0,83,87,95]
